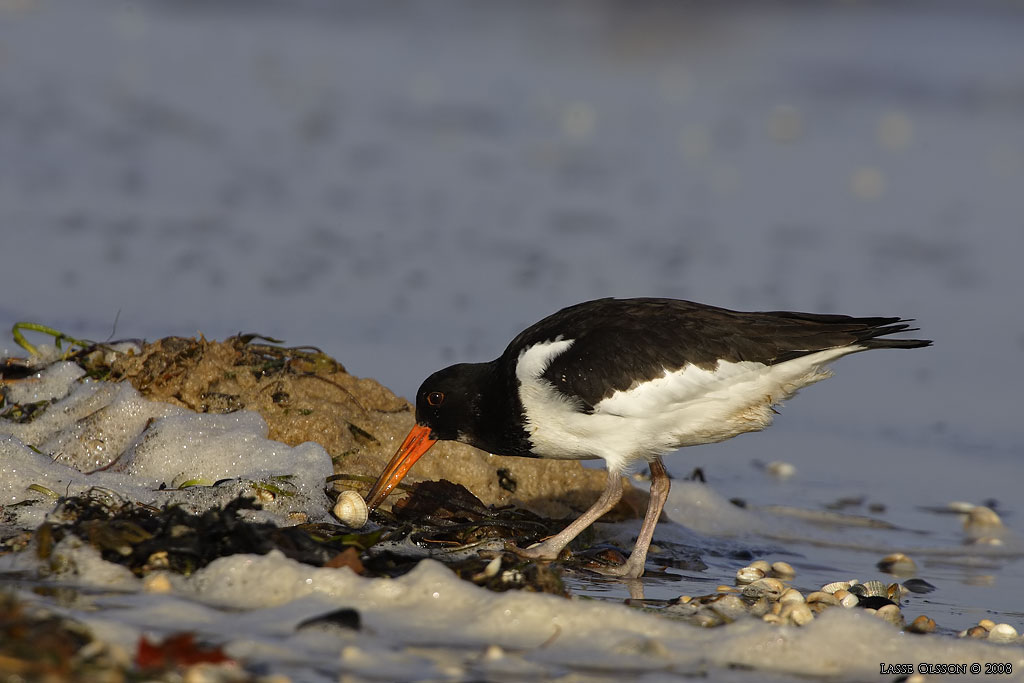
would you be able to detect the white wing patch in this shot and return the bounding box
[517,341,863,473]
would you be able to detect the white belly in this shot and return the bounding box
[516,340,860,472]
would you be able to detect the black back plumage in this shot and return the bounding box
[503,298,931,411]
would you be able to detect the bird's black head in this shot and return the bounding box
[414,362,489,443]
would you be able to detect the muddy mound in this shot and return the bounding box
[107,335,645,519]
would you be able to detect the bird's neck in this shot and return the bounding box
[460,360,535,457]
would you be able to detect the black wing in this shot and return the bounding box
[504,298,930,410]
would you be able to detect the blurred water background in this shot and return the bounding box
[2,0,1023,633]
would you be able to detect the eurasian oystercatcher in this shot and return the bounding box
[365,297,930,578]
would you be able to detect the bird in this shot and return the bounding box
[364,297,931,578]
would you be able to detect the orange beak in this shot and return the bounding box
[364,424,438,511]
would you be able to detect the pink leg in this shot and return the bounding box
[592,457,670,578]
[515,468,623,560]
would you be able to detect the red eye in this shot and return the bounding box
[426,391,445,406]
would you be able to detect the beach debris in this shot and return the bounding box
[136,632,232,671]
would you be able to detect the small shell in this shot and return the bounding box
[749,560,773,573]
[908,615,936,634]
[965,505,1002,528]
[978,619,996,631]
[736,566,765,584]
[877,552,916,576]
[874,603,903,627]
[988,623,1019,643]
[805,591,840,606]
[333,490,369,528]
[770,561,796,578]
[821,580,853,594]
[483,556,503,578]
[779,588,805,604]
[765,461,796,479]
[850,580,888,598]
[780,602,814,626]
[741,578,785,600]
[969,536,1004,546]
[839,593,860,608]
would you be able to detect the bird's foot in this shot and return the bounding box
[586,556,646,579]
[508,540,567,562]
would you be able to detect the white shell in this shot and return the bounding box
[765,461,796,479]
[821,580,853,594]
[770,561,796,578]
[965,505,1002,528]
[735,566,765,584]
[877,552,916,575]
[333,490,369,528]
[988,623,1019,643]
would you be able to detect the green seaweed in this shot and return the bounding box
[12,323,93,358]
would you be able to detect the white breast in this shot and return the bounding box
[516,340,862,473]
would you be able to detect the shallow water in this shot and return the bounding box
[2,0,1023,678]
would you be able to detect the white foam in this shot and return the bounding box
[3,360,85,404]
[42,382,185,472]
[0,361,335,529]
[177,552,1024,680]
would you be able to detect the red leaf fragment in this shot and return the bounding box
[136,632,231,669]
